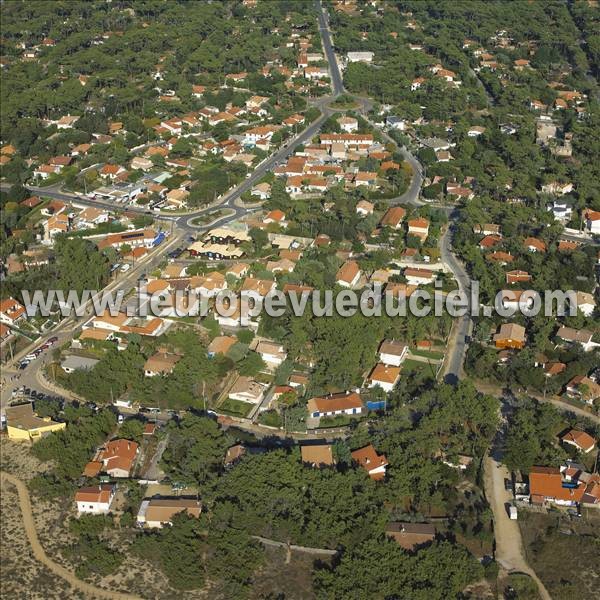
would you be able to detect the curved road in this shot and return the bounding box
[1,471,142,600]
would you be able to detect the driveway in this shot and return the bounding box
[483,456,552,600]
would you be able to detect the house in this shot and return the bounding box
[479,234,502,249]
[523,237,546,253]
[407,218,429,240]
[207,335,237,357]
[354,171,378,188]
[347,51,374,63]
[241,277,276,300]
[320,133,374,147]
[380,207,406,229]
[100,164,126,180]
[493,323,526,349]
[541,181,573,195]
[226,263,250,279]
[404,268,436,285]
[336,260,361,288]
[55,114,80,129]
[337,116,358,133]
[97,229,157,250]
[252,340,287,367]
[385,116,406,131]
[351,444,388,480]
[307,391,363,419]
[75,484,116,515]
[368,363,400,393]
[467,126,486,137]
[5,403,65,441]
[499,289,534,312]
[143,352,181,376]
[192,85,205,98]
[565,375,600,405]
[228,376,267,404]
[386,523,436,550]
[529,466,585,507]
[547,201,573,222]
[556,326,599,352]
[506,270,532,285]
[379,340,408,366]
[60,355,99,374]
[356,199,374,216]
[264,209,287,227]
[0,297,27,326]
[251,182,271,200]
[560,429,596,454]
[165,188,189,208]
[224,444,246,466]
[575,291,595,317]
[98,439,139,477]
[137,498,201,528]
[584,209,600,234]
[411,77,425,91]
[300,444,335,467]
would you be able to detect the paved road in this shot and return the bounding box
[1,230,184,409]
[1,471,142,600]
[440,214,472,382]
[316,0,345,96]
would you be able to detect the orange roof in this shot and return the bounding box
[0,297,26,316]
[560,429,596,452]
[558,240,578,252]
[99,439,138,474]
[380,207,406,227]
[523,237,546,252]
[351,444,388,478]
[83,461,103,477]
[301,444,335,466]
[307,391,362,414]
[100,164,122,175]
[207,335,237,355]
[408,217,429,229]
[487,251,514,263]
[529,467,585,503]
[369,363,400,385]
[266,209,286,222]
[336,260,360,284]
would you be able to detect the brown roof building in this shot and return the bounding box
[300,444,335,467]
[137,498,201,528]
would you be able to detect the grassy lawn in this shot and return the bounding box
[409,348,445,360]
[401,358,428,371]
[316,414,352,428]
[190,209,233,225]
[254,372,274,385]
[218,397,253,418]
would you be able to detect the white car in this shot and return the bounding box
[120,264,131,273]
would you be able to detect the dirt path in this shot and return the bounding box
[1,471,142,600]
[483,457,552,600]
[474,379,599,424]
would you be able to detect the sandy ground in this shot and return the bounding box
[0,437,211,599]
[483,455,551,600]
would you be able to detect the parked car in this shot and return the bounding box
[19,361,30,370]
[48,336,58,344]
[120,264,131,273]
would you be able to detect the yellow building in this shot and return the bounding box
[5,403,65,441]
